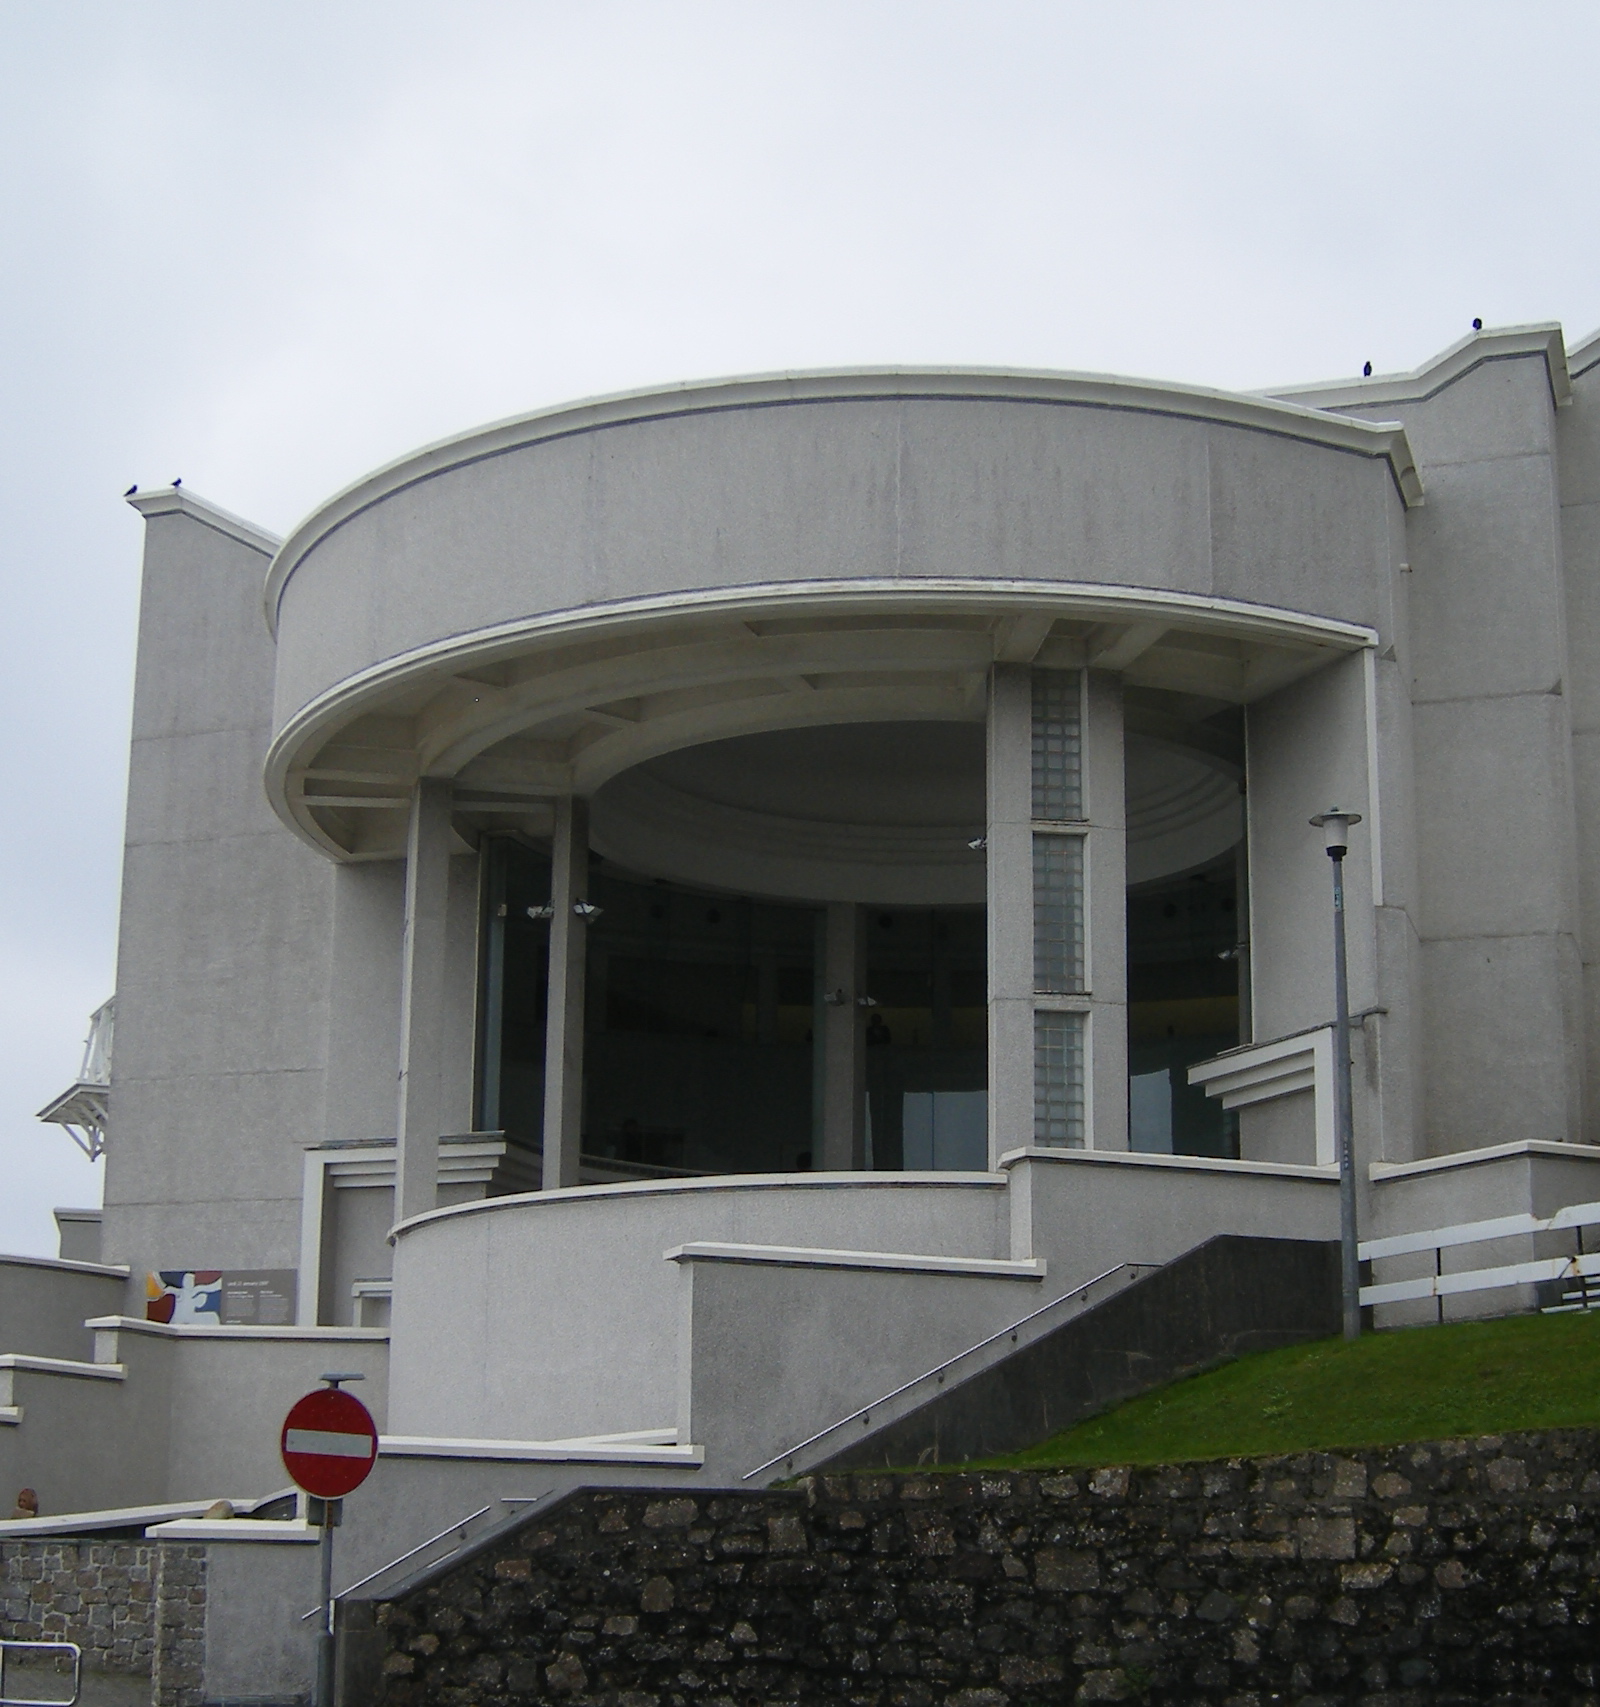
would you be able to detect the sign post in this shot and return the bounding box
[280,1374,377,1707]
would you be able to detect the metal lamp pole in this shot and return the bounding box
[1310,809,1363,1340]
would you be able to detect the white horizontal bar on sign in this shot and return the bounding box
[664,1241,1046,1279]
[1360,1250,1600,1308]
[284,1428,373,1458]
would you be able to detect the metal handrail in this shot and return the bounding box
[742,1258,1158,1481]
[0,1641,81,1707]
[299,1505,491,1618]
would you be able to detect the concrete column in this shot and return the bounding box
[541,797,590,1190]
[986,664,1035,1164]
[1085,670,1129,1149]
[395,778,454,1224]
[819,901,866,1169]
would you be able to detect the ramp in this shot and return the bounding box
[758,1234,1340,1478]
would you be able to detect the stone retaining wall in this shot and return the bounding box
[360,1430,1600,1705]
[0,1538,157,1674]
[0,1538,205,1704]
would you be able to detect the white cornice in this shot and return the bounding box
[263,366,1421,634]
[1269,322,1572,413]
[263,578,1378,859]
[1569,326,1600,381]
[127,487,281,557]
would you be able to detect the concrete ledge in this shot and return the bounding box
[1369,1139,1600,1183]
[145,1518,319,1543]
[0,1406,20,1426]
[84,1314,388,1341]
[0,1353,124,1380]
[0,1251,130,1279]
[998,1146,1339,1182]
[378,1435,705,1466]
[0,1499,261,1539]
[666,1242,1044,1279]
[391,1169,1006,1243]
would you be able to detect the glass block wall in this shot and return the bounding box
[1034,1010,1087,1146]
[1031,669,1087,1145]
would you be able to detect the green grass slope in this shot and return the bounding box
[974,1310,1600,1469]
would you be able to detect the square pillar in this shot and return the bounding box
[541,797,590,1190]
[395,778,454,1223]
[986,665,1035,1164]
[819,901,866,1170]
[1085,670,1129,1149]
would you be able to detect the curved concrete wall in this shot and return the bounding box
[267,374,1412,740]
[385,1172,1009,1443]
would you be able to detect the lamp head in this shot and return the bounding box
[1309,808,1362,857]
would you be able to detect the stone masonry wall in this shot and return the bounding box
[364,1430,1600,1706]
[0,1539,157,1674]
[0,1538,204,1703]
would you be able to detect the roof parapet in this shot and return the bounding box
[1267,322,1572,413]
[126,486,282,557]
[1568,326,1600,381]
[261,366,1423,636]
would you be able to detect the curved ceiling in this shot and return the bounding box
[270,596,1363,862]
[587,720,1242,906]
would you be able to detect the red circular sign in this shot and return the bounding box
[280,1388,378,1498]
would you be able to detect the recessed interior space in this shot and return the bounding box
[477,720,990,1178]
[1124,692,1246,1158]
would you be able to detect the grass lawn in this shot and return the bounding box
[972,1309,1600,1469]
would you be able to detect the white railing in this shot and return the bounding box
[1358,1200,1600,1312]
[0,1641,81,1707]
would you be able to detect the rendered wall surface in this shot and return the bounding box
[1560,339,1600,1144]
[0,1257,126,1362]
[1333,351,1586,1157]
[269,392,1401,732]
[386,1177,1010,1442]
[102,506,336,1288]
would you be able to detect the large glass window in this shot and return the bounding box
[479,840,987,1177]
[861,905,987,1171]
[1126,857,1241,1157]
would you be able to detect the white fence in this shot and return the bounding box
[1358,1200,1600,1314]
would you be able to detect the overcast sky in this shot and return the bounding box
[3,0,1598,1255]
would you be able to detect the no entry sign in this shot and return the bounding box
[280,1386,378,1499]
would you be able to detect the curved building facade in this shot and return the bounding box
[11,324,1600,1598]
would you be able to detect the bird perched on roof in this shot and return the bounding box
[124,484,137,497]
[172,477,183,489]
[1472,318,1483,331]
[1362,362,1372,377]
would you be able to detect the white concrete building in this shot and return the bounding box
[10,319,1600,1569]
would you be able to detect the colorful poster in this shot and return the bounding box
[146,1269,297,1326]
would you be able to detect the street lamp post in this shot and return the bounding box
[1310,808,1363,1341]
